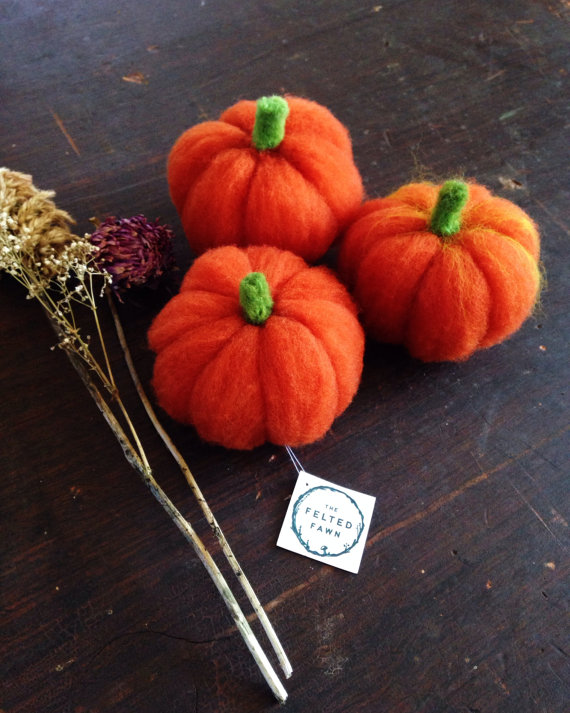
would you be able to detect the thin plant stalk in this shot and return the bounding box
[107,289,293,679]
[0,169,288,700]
[58,326,288,703]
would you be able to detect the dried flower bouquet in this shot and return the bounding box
[0,167,290,702]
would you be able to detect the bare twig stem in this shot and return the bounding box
[107,289,293,679]
[53,314,288,703]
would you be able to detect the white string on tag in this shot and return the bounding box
[285,445,304,474]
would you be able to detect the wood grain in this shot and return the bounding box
[1,1,568,712]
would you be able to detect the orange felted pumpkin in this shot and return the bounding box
[338,180,541,362]
[167,95,363,262]
[148,245,365,450]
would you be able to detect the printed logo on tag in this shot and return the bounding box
[277,471,375,573]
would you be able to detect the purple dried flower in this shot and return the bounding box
[89,215,175,295]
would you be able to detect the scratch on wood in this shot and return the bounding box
[499,107,523,121]
[53,657,76,672]
[550,642,568,658]
[65,175,163,208]
[498,176,524,190]
[550,508,568,527]
[507,478,567,549]
[261,572,322,616]
[486,662,511,695]
[231,428,569,626]
[368,471,489,546]
[486,69,506,81]
[368,427,568,547]
[122,71,148,84]
[544,2,568,19]
[49,109,80,156]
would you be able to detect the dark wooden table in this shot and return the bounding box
[1,2,568,712]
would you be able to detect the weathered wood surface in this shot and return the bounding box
[1,1,568,712]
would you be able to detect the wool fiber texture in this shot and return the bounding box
[167,95,363,262]
[149,245,365,450]
[338,182,541,362]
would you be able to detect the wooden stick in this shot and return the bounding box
[107,289,293,679]
[55,317,288,703]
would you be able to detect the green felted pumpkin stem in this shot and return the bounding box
[251,96,290,150]
[240,272,274,325]
[430,180,469,240]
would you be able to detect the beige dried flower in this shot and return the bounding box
[0,167,92,281]
[0,167,111,381]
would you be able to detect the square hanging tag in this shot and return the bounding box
[277,471,376,574]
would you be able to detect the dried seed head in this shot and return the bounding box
[89,214,175,295]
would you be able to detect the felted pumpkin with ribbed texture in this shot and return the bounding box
[167,95,363,262]
[148,245,365,450]
[338,180,541,362]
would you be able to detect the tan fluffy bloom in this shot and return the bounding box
[0,167,92,281]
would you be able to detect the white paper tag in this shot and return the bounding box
[277,471,376,573]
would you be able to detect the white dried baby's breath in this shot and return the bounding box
[0,167,111,384]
